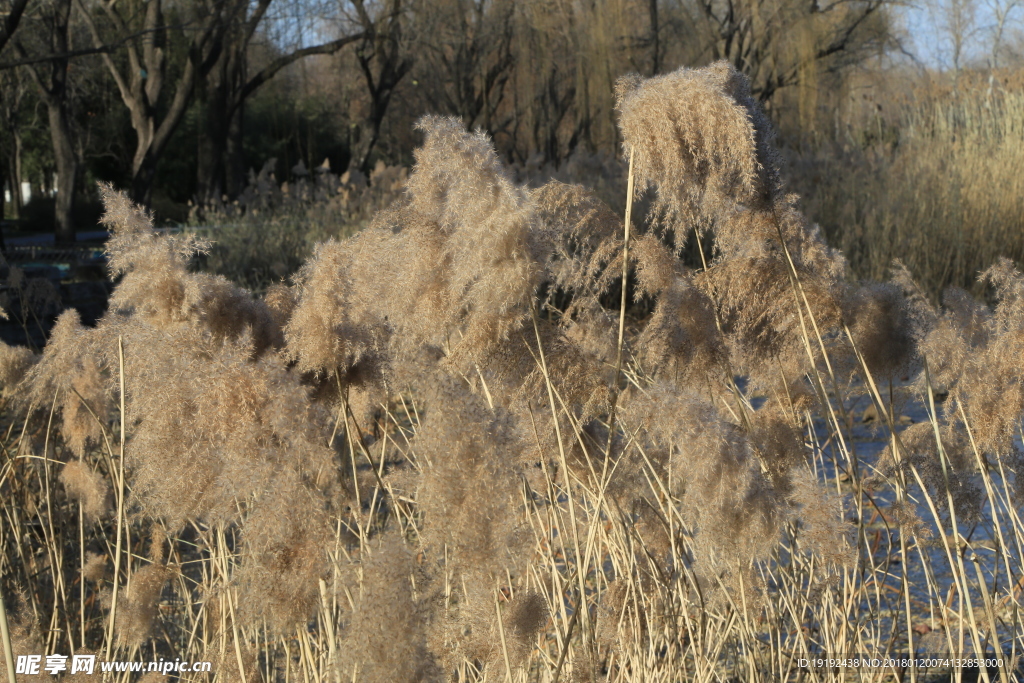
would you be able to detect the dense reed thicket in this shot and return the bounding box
[792,81,1024,299]
[1,62,1022,683]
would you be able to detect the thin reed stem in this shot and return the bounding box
[0,586,15,683]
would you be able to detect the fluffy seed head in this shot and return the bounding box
[60,461,110,522]
[236,478,332,633]
[846,282,917,379]
[61,356,110,457]
[338,533,438,683]
[83,551,107,582]
[116,562,172,647]
[0,341,37,394]
[615,61,780,246]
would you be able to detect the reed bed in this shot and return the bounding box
[0,62,1022,683]
[795,85,1024,300]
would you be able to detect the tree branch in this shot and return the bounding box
[0,0,30,56]
[230,31,364,116]
[5,0,187,71]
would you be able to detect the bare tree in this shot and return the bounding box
[0,0,31,55]
[987,0,1022,67]
[413,0,516,133]
[346,0,413,172]
[0,68,28,228]
[676,0,893,102]
[75,0,251,204]
[11,0,80,242]
[195,0,363,203]
[925,0,979,73]
[949,0,978,72]
[505,0,657,163]
[649,0,661,74]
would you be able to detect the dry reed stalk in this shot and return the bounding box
[0,589,14,683]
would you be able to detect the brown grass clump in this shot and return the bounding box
[502,590,549,665]
[82,551,107,582]
[953,259,1024,454]
[879,422,983,523]
[406,115,539,362]
[285,114,541,389]
[796,84,1024,298]
[101,182,282,354]
[60,356,110,458]
[236,476,333,633]
[115,531,174,648]
[787,469,856,568]
[413,388,527,573]
[530,180,622,323]
[0,341,36,392]
[191,159,408,290]
[21,310,97,408]
[614,61,780,237]
[0,593,55,683]
[617,61,848,392]
[621,387,789,582]
[122,328,337,528]
[896,256,1024,490]
[845,282,917,380]
[634,266,725,383]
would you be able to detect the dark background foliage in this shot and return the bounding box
[1,0,1023,296]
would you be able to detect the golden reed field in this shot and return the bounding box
[1,63,1023,682]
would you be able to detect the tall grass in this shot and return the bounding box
[188,160,408,291]
[1,62,1023,683]
[794,85,1024,300]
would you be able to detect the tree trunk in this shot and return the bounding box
[196,89,246,202]
[5,134,23,219]
[190,5,361,202]
[225,102,246,197]
[47,99,78,243]
[16,0,76,240]
[130,154,159,207]
[77,0,228,207]
[0,147,5,253]
[11,133,23,218]
[350,0,412,173]
[649,0,660,75]
[351,106,386,173]
[196,66,230,205]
